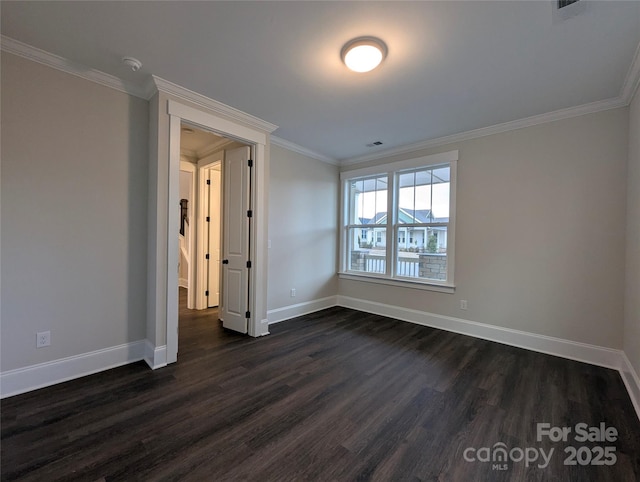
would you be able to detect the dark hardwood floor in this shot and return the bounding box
[2,289,639,481]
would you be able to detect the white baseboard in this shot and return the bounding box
[267,296,338,325]
[3,297,637,422]
[259,318,271,336]
[144,341,167,369]
[0,340,146,399]
[337,296,622,369]
[336,295,640,420]
[620,352,640,421]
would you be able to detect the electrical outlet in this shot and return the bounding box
[290,288,296,297]
[36,331,51,348]
[460,300,468,310]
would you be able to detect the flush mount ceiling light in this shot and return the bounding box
[341,37,387,73]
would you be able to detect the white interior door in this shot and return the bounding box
[206,168,221,307]
[221,146,251,333]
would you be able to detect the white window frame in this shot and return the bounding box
[339,150,457,293]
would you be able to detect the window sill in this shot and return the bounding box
[338,272,456,294]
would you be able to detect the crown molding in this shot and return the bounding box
[342,39,640,166]
[180,138,235,162]
[0,36,280,135]
[4,34,638,167]
[197,138,236,160]
[0,35,149,99]
[149,76,278,134]
[341,96,628,166]
[142,75,160,100]
[621,40,640,104]
[270,136,339,165]
[180,148,197,160]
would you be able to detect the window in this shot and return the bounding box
[340,151,457,289]
[359,228,369,247]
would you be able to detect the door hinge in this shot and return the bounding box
[247,210,252,218]
[205,290,209,296]
[246,260,252,268]
[206,179,211,185]
[245,311,251,319]
[222,259,229,265]
[205,254,210,260]
[248,159,253,167]
[206,216,210,222]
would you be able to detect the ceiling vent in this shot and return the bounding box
[553,0,586,22]
[557,0,579,9]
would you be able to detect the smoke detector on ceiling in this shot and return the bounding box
[121,56,142,72]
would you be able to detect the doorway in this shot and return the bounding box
[178,158,196,308]
[179,124,253,316]
[176,122,255,355]
[159,98,271,366]
[201,163,221,309]
[179,123,230,311]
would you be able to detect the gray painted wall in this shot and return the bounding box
[1,51,636,391]
[1,53,149,371]
[340,108,629,349]
[268,145,339,310]
[625,89,640,375]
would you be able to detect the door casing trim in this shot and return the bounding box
[159,98,270,364]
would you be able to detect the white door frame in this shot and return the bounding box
[196,158,222,310]
[166,99,269,364]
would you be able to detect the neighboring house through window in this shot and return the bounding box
[340,150,457,289]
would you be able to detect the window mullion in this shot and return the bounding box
[342,180,349,272]
[387,171,396,277]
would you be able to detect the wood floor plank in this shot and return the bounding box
[2,289,639,481]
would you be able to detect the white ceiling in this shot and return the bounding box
[180,125,223,157]
[2,1,639,162]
